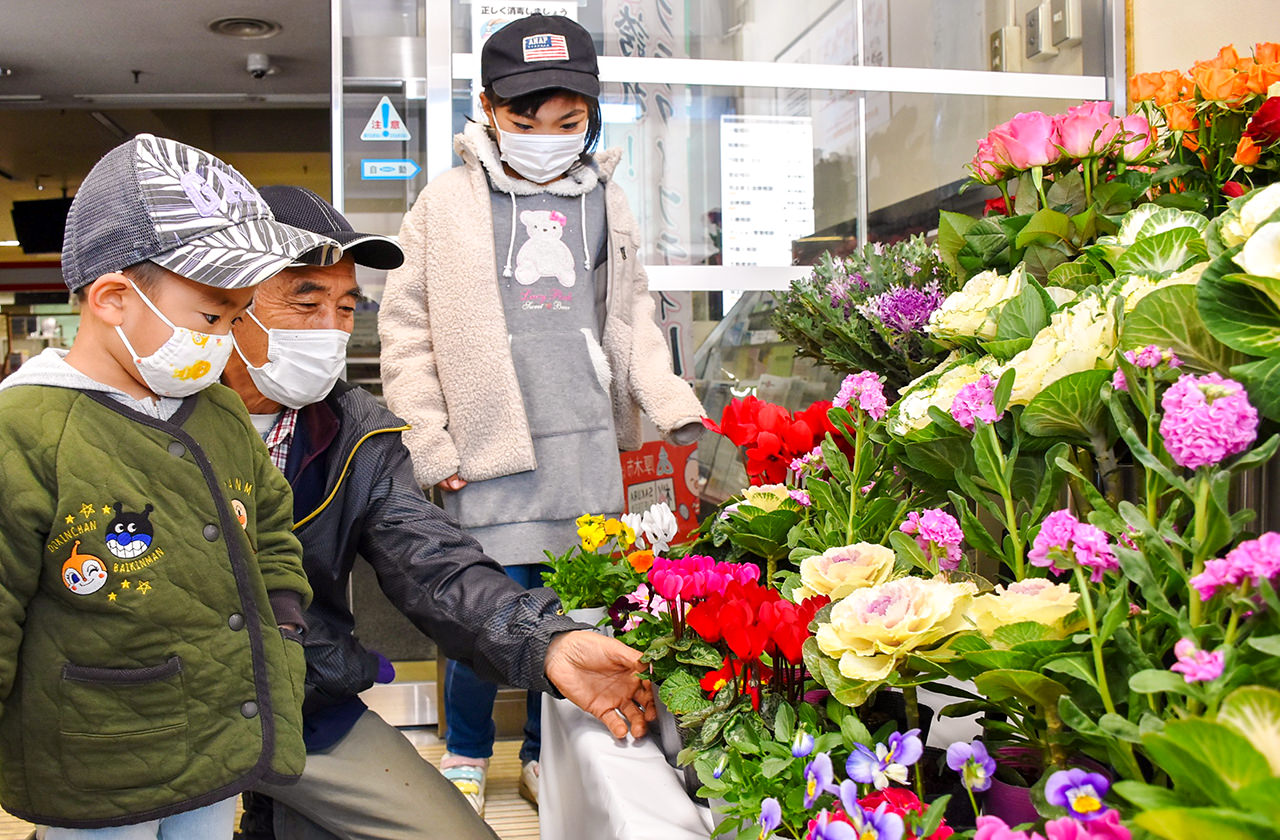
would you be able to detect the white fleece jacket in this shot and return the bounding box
[379,123,706,488]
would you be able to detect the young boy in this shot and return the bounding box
[0,134,339,838]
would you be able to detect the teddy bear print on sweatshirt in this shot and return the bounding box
[515,209,576,287]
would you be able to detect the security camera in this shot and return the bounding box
[246,53,272,80]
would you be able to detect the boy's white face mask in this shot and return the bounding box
[492,121,586,183]
[233,309,350,409]
[115,278,233,398]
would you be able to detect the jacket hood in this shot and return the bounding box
[0,347,181,419]
[454,120,621,197]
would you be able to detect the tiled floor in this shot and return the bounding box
[0,734,538,840]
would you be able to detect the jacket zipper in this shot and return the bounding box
[293,424,411,530]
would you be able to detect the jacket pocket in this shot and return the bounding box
[59,656,188,791]
[509,330,614,438]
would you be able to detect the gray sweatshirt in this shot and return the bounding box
[0,348,182,420]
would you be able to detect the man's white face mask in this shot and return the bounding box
[233,309,350,409]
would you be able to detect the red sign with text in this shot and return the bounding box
[620,441,700,544]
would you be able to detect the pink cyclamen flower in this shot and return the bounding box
[951,374,1002,430]
[1046,811,1132,840]
[1160,373,1258,470]
[901,508,965,571]
[1171,637,1225,683]
[790,488,812,507]
[834,371,888,420]
[975,816,1045,840]
[988,111,1061,170]
[1053,101,1120,159]
[1192,531,1280,599]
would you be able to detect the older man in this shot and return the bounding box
[224,186,655,840]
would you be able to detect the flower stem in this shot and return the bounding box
[1145,373,1160,527]
[1001,481,1025,581]
[1073,566,1116,716]
[846,419,867,544]
[903,684,926,801]
[1189,473,1211,628]
[967,785,982,821]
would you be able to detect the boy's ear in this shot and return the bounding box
[81,273,131,327]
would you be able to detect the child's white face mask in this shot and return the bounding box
[115,278,234,398]
[493,123,586,183]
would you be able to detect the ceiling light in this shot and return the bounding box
[0,94,42,102]
[0,240,19,247]
[208,17,282,39]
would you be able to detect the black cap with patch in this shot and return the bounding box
[481,14,600,100]
[257,185,403,271]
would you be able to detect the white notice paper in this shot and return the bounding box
[720,115,815,267]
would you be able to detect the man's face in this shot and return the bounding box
[121,269,255,357]
[232,256,360,367]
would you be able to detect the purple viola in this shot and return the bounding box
[846,729,923,790]
[757,797,782,839]
[1045,768,1111,821]
[945,740,996,792]
[804,751,838,808]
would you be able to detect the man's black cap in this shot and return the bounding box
[481,14,600,100]
[258,185,404,271]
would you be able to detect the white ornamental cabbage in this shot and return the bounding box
[1222,183,1280,248]
[888,355,1005,436]
[926,266,1027,341]
[1006,294,1117,406]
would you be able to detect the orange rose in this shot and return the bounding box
[1234,135,1262,166]
[627,550,655,573]
[1248,62,1280,95]
[1193,66,1250,102]
[1257,42,1280,65]
[1194,44,1241,71]
[1164,100,1200,131]
[1182,132,1201,153]
[1130,70,1187,106]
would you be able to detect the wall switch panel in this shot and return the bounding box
[1025,3,1059,61]
[1049,0,1082,46]
[990,25,1023,72]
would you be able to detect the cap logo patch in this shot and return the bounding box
[179,168,221,218]
[522,34,569,62]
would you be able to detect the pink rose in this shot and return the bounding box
[971,138,1008,184]
[989,112,1061,170]
[1053,102,1120,158]
[1117,114,1154,163]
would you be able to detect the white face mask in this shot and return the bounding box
[233,310,350,409]
[115,278,234,398]
[493,122,587,183]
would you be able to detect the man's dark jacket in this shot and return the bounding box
[286,381,580,749]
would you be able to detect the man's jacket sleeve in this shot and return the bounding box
[356,438,582,694]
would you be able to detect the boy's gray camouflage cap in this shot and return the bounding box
[62,133,341,292]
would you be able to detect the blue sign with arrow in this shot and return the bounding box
[360,159,421,180]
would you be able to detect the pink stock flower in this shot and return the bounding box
[1117,114,1154,163]
[951,374,1002,430]
[1160,373,1258,470]
[790,488,812,507]
[835,371,888,420]
[1053,101,1120,158]
[901,508,965,571]
[1192,532,1280,599]
[1171,637,1225,683]
[1029,510,1081,575]
[971,138,1007,184]
[1112,368,1128,392]
[989,111,1061,170]
[1071,523,1120,583]
[1125,345,1181,369]
[1046,811,1132,840]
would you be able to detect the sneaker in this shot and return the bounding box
[441,752,488,816]
[519,759,540,808]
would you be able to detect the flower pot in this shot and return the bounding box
[708,797,730,828]
[567,606,612,635]
[652,694,683,768]
[984,777,1040,827]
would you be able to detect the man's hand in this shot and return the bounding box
[545,631,657,739]
[436,474,468,491]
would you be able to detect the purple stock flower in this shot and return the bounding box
[1045,768,1111,821]
[862,282,946,334]
[805,751,838,807]
[847,729,922,790]
[834,371,888,419]
[950,374,1003,430]
[1160,373,1258,470]
[758,797,782,838]
[1171,638,1225,683]
[946,740,997,792]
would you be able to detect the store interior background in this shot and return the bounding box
[0,0,1272,727]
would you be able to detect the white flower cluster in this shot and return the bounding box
[621,502,678,555]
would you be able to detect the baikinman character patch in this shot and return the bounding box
[105,503,155,559]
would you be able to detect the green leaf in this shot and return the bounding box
[890,530,932,574]
[1160,719,1274,791]
[1047,259,1099,291]
[1218,685,1280,775]
[761,755,795,778]
[1125,284,1246,377]
[1129,669,1192,695]
[916,795,952,839]
[1249,635,1280,657]
[773,701,796,744]
[974,669,1069,710]
[981,336,1034,362]
[1231,355,1280,421]
[1233,778,1280,825]
[1042,654,1100,691]
[1021,369,1112,442]
[1099,712,1143,743]
[993,621,1056,646]
[1116,226,1206,275]
[840,712,873,749]
[724,716,762,755]
[1058,695,1105,736]
[1022,239,1075,280]
[1015,208,1074,249]
[938,210,979,278]
[1112,780,1189,812]
[996,281,1051,341]
[1198,245,1280,355]
[676,640,727,669]
[659,669,714,715]
[1134,808,1280,840]
[972,421,1010,497]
